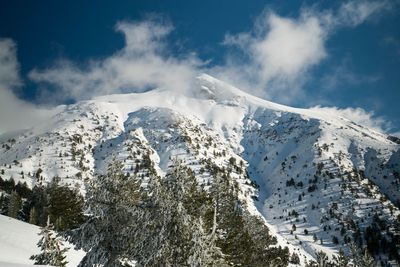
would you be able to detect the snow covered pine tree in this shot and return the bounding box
[30,217,69,266]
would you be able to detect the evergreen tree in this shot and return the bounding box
[332,249,349,267]
[315,251,330,267]
[7,190,21,218]
[134,160,225,266]
[30,185,49,226]
[361,249,376,267]
[68,160,145,266]
[30,218,69,267]
[29,206,38,225]
[156,161,219,266]
[289,252,300,265]
[0,194,7,213]
[47,182,84,231]
[350,243,376,267]
[206,168,288,266]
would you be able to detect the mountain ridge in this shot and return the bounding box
[0,73,399,266]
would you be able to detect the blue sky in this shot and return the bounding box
[0,0,399,135]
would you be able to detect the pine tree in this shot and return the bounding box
[7,190,21,218]
[47,182,84,231]
[68,160,144,266]
[206,167,288,266]
[361,247,377,267]
[30,185,49,226]
[289,252,300,264]
[144,160,224,266]
[30,218,69,266]
[315,251,330,267]
[29,206,38,225]
[332,249,349,267]
[313,233,318,242]
[350,243,376,267]
[0,194,7,213]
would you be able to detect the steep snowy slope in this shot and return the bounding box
[0,214,85,266]
[0,73,399,264]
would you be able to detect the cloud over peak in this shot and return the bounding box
[29,19,203,102]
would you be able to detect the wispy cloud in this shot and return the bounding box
[29,19,203,103]
[335,0,394,27]
[0,39,21,88]
[0,39,54,134]
[309,106,391,133]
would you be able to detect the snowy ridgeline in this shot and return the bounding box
[0,215,84,267]
[0,74,399,265]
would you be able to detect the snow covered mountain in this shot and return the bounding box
[1,74,399,265]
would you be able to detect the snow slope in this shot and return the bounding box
[0,73,399,265]
[0,215,85,267]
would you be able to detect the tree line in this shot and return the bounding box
[68,160,290,266]
[0,176,84,231]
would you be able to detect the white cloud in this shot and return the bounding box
[223,13,327,78]
[116,20,172,54]
[215,10,327,103]
[336,0,393,27]
[29,20,203,102]
[0,39,21,88]
[249,13,326,79]
[211,0,393,104]
[309,106,390,133]
[0,39,54,134]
